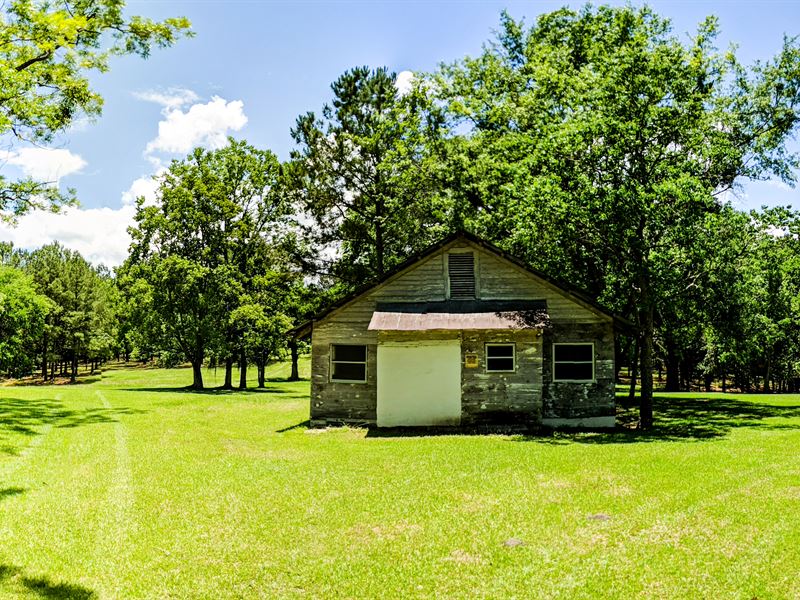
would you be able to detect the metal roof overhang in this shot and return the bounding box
[368,300,550,331]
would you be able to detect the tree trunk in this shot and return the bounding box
[223,357,233,389]
[639,303,655,429]
[289,339,300,381]
[191,360,204,390]
[375,197,385,277]
[41,332,48,381]
[239,346,247,389]
[628,336,639,404]
[258,362,265,388]
[70,349,78,383]
[722,373,727,393]
[704,373,712,393]
[664,342,680,392]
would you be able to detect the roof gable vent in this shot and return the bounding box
[448,252,476,299]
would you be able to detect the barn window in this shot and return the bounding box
[486,343,515,372]
[448,252,476,299]
[553,343,595,382]
[330,344,367,382]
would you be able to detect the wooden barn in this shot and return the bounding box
[294,232,627,429]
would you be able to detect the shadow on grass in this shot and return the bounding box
[122,380,308,397]
[275,420,311,432]
[284,394,800,443]
[366,425,529,438]
[0,565,95,599]
[0,487,24,501]
[520,394,800,444]
[0,397,146,452]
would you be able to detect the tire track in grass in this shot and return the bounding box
[0,393,61,482]
[95,390,134,598]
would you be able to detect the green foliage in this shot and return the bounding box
[0,266,50,376]
[24,242,118,381]
[289,66,451,287]
[123,139,297,389]
[0,0,192,220]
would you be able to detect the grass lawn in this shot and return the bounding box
[2,362,800,599]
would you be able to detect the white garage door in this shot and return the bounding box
[377,341,462,427]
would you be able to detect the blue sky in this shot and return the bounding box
[2,0,800,265]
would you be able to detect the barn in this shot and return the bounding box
[293,232,628,429]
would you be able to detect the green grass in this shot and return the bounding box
[2,362,800,599]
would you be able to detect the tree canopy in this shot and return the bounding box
[431,5,800,426]
[0,0,192,220]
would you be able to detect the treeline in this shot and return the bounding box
[2,5,800,428]
[0,243,118,381]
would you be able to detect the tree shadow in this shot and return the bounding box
[0,564,95,599]
[518,394,800,444]
[275,420,310,433]
[121,382,305,396]
[0,397,146,451]
[0,487,24,500]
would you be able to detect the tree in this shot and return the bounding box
[124,140,289,390]
[22,242,112,381]
[0,266,51,377]
[289,66,451,288]
[434,6,800,427]
[0,0,191,220]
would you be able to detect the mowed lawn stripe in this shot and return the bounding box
[93,389,136,598]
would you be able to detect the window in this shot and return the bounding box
[330,344,367,382]
[486,343,515,372]
[448,252,475,299]
[553,343,594,382]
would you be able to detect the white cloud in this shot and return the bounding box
[144,96,248,156]
[133,87,200,111]
[395,70,414,96]
[0,147,86,182]
[0,92,250,267]
[122,173,162,207]
[0,205,135,267]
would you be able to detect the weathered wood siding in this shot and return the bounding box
[541,323,616,420]
[476,250,606,323]
[460,330,541,426]
[310,239,615,427]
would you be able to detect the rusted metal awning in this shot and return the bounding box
[368,300,549,331]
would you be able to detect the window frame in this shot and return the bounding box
[552,342,595,383]
[485,343,516,373]
[329,343,368,384]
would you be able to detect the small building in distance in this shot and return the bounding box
[294,232,628,429]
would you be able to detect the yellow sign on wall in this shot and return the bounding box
[465,353,479,368]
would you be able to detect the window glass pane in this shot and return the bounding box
[333,344,366,362]
[487,344,514,358]
[554,362,593,381]
[332,362,366,381]
[487,357,514,371]
[554,344,593,362]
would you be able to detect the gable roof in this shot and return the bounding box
[291,231,633,338]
